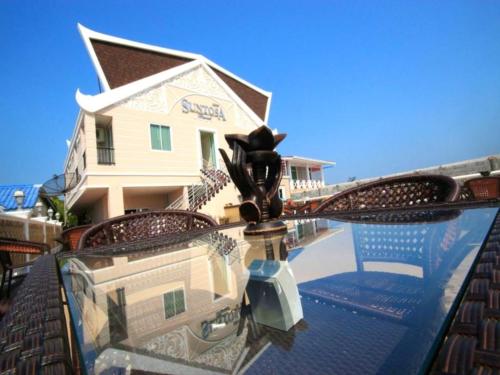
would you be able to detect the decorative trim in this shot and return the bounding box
[78,24,111,91]
[75,62,263,129]
[75,60,201,113]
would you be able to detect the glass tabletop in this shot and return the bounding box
[59,207,498,375]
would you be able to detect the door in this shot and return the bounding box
[200,131,217,169]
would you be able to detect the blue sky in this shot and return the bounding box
[1,1,499,184]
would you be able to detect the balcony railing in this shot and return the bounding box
[290,179,325,191]
[97,147,115,165]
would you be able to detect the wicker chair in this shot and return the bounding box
[464,176,500,200]
[314,174,460,213]
[0,238,49,298]
[60,224,92,251]
[0,254,72,373]
[77,209,217,250]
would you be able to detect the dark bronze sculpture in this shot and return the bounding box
[219,126,287,234]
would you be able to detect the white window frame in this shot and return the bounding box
[149,124,173,152]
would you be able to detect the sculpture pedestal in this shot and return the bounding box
[246,259,303,331]
[244,220,287,235]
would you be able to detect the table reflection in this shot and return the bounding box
[66,226,307,374]
[61,208,497,374]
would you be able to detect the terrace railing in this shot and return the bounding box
[97,146,115,165]
[290,179,325,191]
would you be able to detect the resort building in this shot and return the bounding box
[64,25,334,223]
[280,156,335,200]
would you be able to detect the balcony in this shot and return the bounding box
[97,146,115,165]
[290,179,325,191]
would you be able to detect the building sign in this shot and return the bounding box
[181,98,226,121]
[201,305,241,339]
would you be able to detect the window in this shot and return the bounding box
[150,124,171,151]
[163,288,185,319]
[210,255,230,300]
[96,124,115,165]
[107,287,127,341]
[83,152,86,170]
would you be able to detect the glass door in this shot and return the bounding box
[200,131,216,169]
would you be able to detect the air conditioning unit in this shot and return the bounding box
[96,128,106,144]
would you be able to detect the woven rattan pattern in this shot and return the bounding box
[315,175,460,213]
[0,255,71,374]
[78,210,217,250]
[60,225,92,251]
[0,238,49,255]
[432,211,500,374]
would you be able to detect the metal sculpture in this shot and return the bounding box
[219,125,287,234]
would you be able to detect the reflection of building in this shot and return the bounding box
[66,228,308,374]
[68,239,251,373]
[284,218,341,252]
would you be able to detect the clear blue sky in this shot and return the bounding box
[1,0,499,184]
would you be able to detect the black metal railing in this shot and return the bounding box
[97,147,115,165]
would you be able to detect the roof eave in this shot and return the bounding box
[77,23,272,98]
[283,156,336,166]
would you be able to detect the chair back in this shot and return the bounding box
[78,209,217,250]
[314,174,460,213]
[61,224,92,251]
[0,237,49,270]
[465,176,500,200]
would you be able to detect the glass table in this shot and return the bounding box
[59,206,498,374]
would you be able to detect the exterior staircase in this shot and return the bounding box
[167,166,231,211]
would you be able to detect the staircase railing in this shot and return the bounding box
[166,160,231,211]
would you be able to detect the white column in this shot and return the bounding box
[108,186,125,218]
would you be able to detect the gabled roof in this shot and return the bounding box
[0,184,40,211]
[78,24,272,122]
[75,60,266,127]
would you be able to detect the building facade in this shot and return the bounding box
[65,25,334,223]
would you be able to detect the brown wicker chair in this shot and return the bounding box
[0,238,49,298]
[464,176,500,200]
[0,254,72,373]
[314,174,460,213]
[61,224,92,251]
[283,199,320,216]
[77,209,218,250]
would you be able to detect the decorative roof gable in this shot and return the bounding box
[76,60,264,130]
[79,24,271,122]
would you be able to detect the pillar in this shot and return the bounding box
[107,185,124,218]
